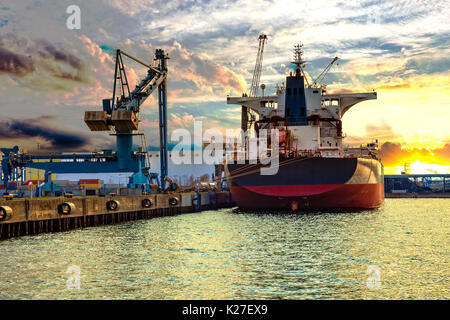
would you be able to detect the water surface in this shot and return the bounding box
[0,199,448,299]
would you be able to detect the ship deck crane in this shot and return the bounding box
[312,56,339,88]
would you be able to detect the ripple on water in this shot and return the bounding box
[0,199,448,299]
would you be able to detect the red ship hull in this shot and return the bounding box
[230,183,384,210]
[225,157,384,210]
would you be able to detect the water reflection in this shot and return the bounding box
[0,199,448,299]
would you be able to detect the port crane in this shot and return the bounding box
[85,48,170,189]
[250,34,268,97]
[1,48,171,193]
[242,34,268,132]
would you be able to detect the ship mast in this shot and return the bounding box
[291,43,309,86]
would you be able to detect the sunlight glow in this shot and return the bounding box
[385,160,450,175]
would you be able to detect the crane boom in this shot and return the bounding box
[313,56,338,87]
[112,49,168,114]
[250,34,268,97]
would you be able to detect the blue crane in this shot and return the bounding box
[1,48,170,192]
[85,48,169,190]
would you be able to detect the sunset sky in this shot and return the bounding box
[0,0,449,173]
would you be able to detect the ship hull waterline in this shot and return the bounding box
[225,157,384,210]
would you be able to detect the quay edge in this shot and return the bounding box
[0,191,234,240]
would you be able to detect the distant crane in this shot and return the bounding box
[250,34,268,97]
[242,34,268,132]
[312,56,339,88]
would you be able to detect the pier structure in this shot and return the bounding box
[0,191,233,240]
[385,174,450,193]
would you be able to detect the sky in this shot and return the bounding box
[0,0,449,172]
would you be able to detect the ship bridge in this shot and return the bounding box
[323,92,377,117]
[227,95,278,113]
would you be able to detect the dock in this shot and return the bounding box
[0,191,234,240]
[385,192,450,198]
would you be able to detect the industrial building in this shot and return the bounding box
[385,174,449,194]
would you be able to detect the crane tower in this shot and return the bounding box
[250,34,268,97]
[241,34,268,132]
[84,48,169,189]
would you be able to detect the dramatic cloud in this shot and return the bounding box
[0,33,88,90]
[379,141,450,166]
[0,117,90,151]
[434,144,450,162]
[0,47,35,76]
[379,142,410,166]
[169,41,247,97]
[34,39,83,70]
[0,0,449,154]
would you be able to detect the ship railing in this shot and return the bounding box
[225,148,280,163]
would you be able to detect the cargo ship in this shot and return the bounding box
[224,42,384,210]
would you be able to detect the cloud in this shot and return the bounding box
[0,33,88,90]
[375,73,450,92]
[34,38,83,70]
[379,141,410,166]
[365,122,397,141]
[343,122,399,146]
[169,41,247,96]
[169,112,195,128]
[379,141,450,166]
[1,0,449,154]
[0,47,35,76]
[0,117,90,151]
[434,144,450,161]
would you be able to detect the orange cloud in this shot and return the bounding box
[375,73,450,92]
[169,41,247,96]
[380,141,450,167]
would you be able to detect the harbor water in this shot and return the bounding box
[0,199,448,299]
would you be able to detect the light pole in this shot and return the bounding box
[28,181,33,200]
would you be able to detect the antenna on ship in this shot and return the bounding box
[291,43,309,86]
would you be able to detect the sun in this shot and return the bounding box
[384,160,450,175]
[409,160,439,174]
[395,160,450,175]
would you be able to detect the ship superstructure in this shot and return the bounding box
[227,43,378,160]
